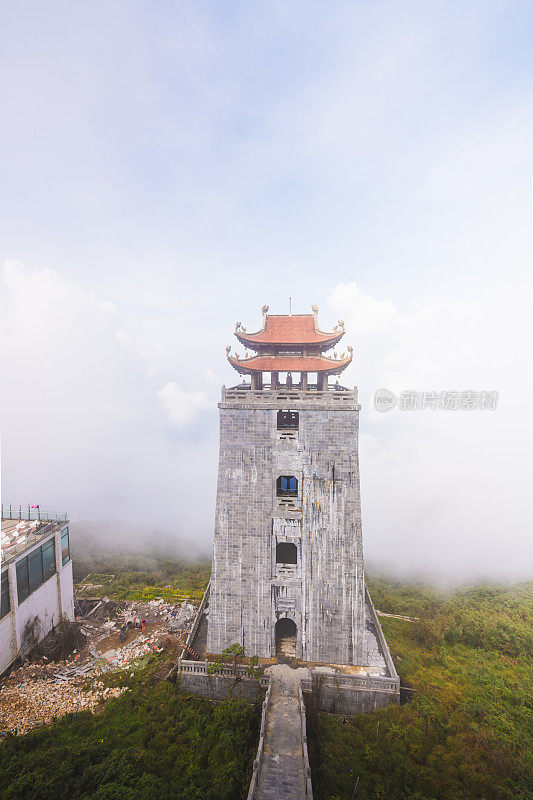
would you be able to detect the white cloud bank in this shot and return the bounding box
[328,283,532,580]
[1,264,531,579]
[0,262,218,539]
[157,382,214,427]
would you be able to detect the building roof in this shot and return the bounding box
[234,305,345,349]
[1,518,67,565]
[226,348,353,375]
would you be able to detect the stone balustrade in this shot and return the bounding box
[246,675,273,800]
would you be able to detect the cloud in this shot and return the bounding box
[328,282,533,580]
[0,262,218,537]
[157,381,214,427]
[1,3,532,578]
[1,265,531,579]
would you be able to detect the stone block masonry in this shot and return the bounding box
[207,387,365,665]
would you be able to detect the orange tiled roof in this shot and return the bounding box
[235,311,344,348]
[227,349,353,375]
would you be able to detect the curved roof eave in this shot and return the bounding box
[226,349,353,375]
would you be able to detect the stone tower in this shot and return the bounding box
[207,305,365,665]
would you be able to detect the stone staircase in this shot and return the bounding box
[254,664,310,800]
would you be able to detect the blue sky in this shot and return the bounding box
[1,1,532,576]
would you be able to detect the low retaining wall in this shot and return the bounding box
[177,655,269,701]
[246,676,272,800]
[180,581,210,659]
[309,674,399,714]
[365,585,399,680]
[179,671,263,702]
[301,665,399,715]
[299,684,314,798]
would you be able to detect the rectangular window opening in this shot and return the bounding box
[277,410,299,430]
[276,542,298,564]
[16,558,30,604]
[28,548,44,593]
[61,528,70,566]
[42,539,56,580]
[1,572,10,618]
[15,535,59,605]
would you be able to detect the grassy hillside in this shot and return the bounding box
[75,563,211,603]
[70,521,211,602]
[0,661,259,800]
[2,550,530,800]
[307,578,533,800]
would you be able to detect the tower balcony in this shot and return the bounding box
[221,382,359,409]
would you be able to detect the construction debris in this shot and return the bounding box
[0,597,197,737]
[0,677,129,735]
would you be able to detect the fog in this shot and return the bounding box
[1,264,531,580]
[1,2,532,580]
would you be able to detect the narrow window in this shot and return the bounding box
[276,542,297,564]
[0,571,10,618]
[28,548,44,592]
[277,410,299,430]
[276,475,298,497]
[61,528,70,566]
[42,539,56,580]
[16,558,30,604]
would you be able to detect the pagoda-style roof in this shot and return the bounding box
[226,348,353,375]
[235,305,345,350]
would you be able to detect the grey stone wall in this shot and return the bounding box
[307,676,400,714]
[207,387,366,665]
[178,673,262,702]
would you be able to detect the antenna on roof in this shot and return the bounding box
[289,297,292,315]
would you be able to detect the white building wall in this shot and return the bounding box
[0,524,74,674]
[59,560,75,621]
[0,596,16,672]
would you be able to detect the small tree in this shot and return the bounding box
[208,643,264,698]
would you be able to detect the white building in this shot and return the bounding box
[0,509,74,674]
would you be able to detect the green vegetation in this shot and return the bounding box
[0,664,259,800]
[307,578,533,800]
[3,544,531,800]
[208,644,265,697]
[70,521,211,603]
[75,561,211,603]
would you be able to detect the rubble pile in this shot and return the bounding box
[100,633,166,669]
[0,675,128,735]
[0,598,198,737]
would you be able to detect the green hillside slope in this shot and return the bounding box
[307,578,533,800]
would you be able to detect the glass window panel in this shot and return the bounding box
[61,528,70,565]
[42,540,56,580]
[16,558,30,604]
[1,572,10,618]
[28,548,44,592]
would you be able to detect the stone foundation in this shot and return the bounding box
[178,672,263,702]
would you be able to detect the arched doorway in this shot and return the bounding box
[275,617,297,658]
